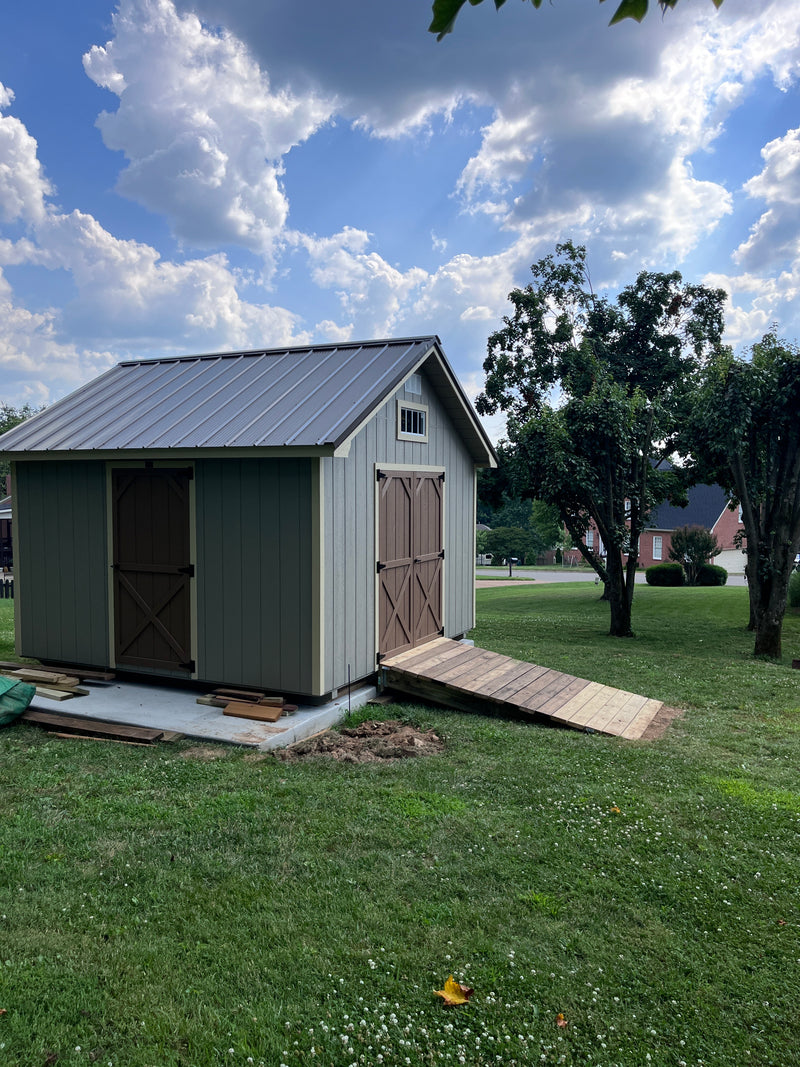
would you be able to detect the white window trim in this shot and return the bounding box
[397,399,429,443]
[653,535,663,561]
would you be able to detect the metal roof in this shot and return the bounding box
[0,337,497,466]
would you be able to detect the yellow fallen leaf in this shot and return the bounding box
[434,975,474,1006]
[556,1012,568,1028]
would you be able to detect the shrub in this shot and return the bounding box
[645,562,685,586]
[696,563,728,586]
[789,569,800,608]
[668,524,722,585]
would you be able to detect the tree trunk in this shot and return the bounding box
[605,552,634,637]
[749,543,794,657]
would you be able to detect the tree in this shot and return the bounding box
[430,0,725,40]
[484,525,536,571]
[476,241,726,637]
[529,499,562,557]
[668,524,721,586]
[0,404,39,482]
[687,333,800,657]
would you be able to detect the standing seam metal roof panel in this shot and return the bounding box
[0,337,496,465]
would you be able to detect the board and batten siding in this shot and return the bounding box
[322,371,476,693]
[194,457,315,694]
[13,460,109,666]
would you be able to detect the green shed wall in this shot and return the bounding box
[14,460,109,666]
[194,457,315,694]
[321,372,476,692]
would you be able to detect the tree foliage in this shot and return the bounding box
[0,404,39,481]
[476,241,726,636]
[430,0,725,40]
[484,525,536,566]
[668,524,721,586]
[687,332,800,657]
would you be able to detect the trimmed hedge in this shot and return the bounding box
[645,562,685,586]
[790,569,800,608]
[696,563,728,586]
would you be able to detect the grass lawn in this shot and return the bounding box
[0,586,799,1067]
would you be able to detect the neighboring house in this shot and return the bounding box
[640,482,745,572]
[0,337,497,698]
[538,481,745,572]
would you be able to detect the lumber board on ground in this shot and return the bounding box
[21,709,166,743]
[4,668,81,687]
[223,701,283,723]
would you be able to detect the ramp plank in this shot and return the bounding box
[380,638,662,739]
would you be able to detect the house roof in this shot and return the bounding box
[647,481,729,532]
[0,336,497,466]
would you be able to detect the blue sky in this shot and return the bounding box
[1,0,799,439]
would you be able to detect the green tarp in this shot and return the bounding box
[0,675,35,726]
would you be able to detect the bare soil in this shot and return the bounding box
[275,719,445,763]
[640,704,685,740]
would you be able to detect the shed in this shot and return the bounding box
[0,336,497,698]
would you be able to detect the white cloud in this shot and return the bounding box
[294,227,428,334]
[0,82,312,401]
[454,1,797,270]
[0,84,51,225]
[703,267,800,349]
[736,128,800,270]
[83,0,335,259]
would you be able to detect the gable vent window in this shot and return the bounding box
[406,373,422,395]
[397,400,429,442]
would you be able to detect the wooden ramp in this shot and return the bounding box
[381,638,661,740]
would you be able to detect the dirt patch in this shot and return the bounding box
[275,719,444,763]
[640,704,685,741]
[180,744,230,760]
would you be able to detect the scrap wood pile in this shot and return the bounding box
[0,663,109,701]
[197,686,298,722]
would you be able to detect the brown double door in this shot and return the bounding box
[111,467,194,673]
[378,469,444,658]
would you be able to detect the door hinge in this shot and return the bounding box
[376,561,386,573]
[438,471,445,483]
[439,549,445,560]
[178,564,195,577]
[179,659,196,672]
[377,469,386,481]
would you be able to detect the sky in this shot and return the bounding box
[1,0,799,440]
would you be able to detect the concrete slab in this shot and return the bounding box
[27,678,377,749]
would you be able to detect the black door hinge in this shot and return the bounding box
[178,564,195,577]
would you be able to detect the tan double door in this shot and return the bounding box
[377,469,444,658]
